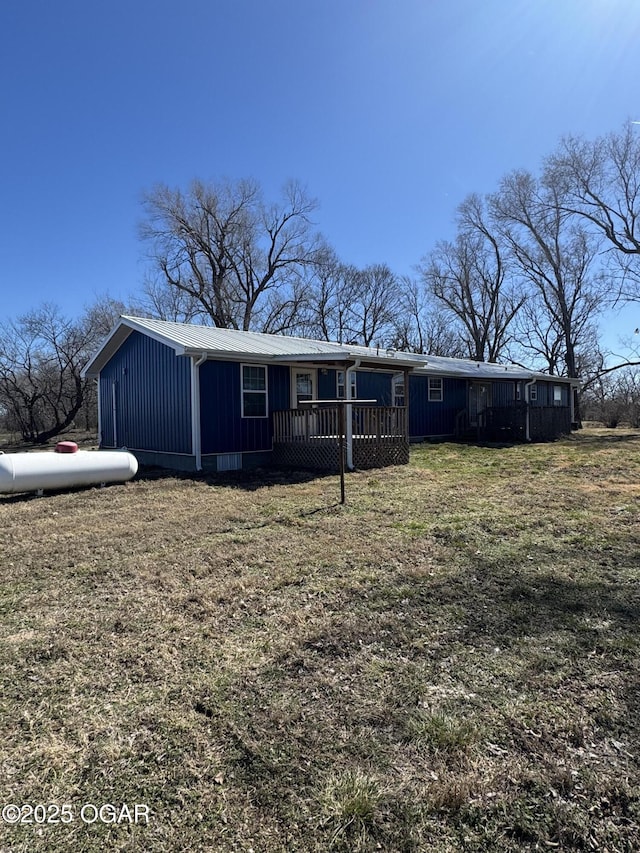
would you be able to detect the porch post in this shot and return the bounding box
[403,368,410,441]
[191,352,207,470]
[345,359,360,470]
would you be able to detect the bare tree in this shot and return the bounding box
[0,305,95,443]
[508,298,566,374]
[582,366,640,428]
[548,124,640,301]
[0,297,137,443]
[419,195,523,362]
[302,254,400,346]
[391,277,467,356]
[81,294,137,338]
[299,250,352,342]
[139,273,208,324]
[490,170,604,381]
[139,178,322,332]
[351,263,401,346]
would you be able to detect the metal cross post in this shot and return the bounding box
[299,399,376,505]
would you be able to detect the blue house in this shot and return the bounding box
[82,317,578,472]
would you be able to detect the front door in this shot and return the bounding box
[292,369,315,408]
[291,369,317,437]
[469,382,492,427]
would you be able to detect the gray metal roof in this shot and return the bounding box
[123,316,353,357]
[82,315,577,384]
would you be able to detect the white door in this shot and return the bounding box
[291,370,315,408]
[291,370,316,437]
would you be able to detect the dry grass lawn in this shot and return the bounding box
[1,428,639,851]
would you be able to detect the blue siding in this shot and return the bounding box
[492,381,516,407]
[99,375,115,447]
[269,365,291,412]
[531,380,570,408]
[409,375,467,438]
[241,364,290,452]
[200,361,241,454]
[318,369,336,400]
[531,381,545,406]
[200,361,290,454]
[531,381,550,407]
[356,371,394,405]
[316,368,396,404]
[99,331,191,453]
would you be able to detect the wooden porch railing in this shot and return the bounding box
[273,405,407,442]
[272,405,409,470]
[273,406,339,442]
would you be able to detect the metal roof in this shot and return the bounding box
[82,315,578,384]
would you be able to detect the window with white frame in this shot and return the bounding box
[529,384,537,402]
[336,370,357,399]
[553,385,563,406]
[241,364,268,417]
[392,374,405,407]
[428,377,443,402]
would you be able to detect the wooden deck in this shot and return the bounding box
[458,404,572,442]
[272,405,409,470]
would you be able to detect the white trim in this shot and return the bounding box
[241,363,269,418]
[191,353,207,471]
[336,369,357,400]
[428,377,443,402]
[345,359,360,470]
[392,373,405,407]
[82,322,134,378]
[524,378,537,441]
[121,448,193,456]
[291,367,317,409]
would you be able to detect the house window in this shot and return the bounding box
[516,383,521,402]
[337,370,357,399]
[393,374,405,407]
[529,384,537,402]
[553,385,563,406]
[241,364,268,417]
[428,377,443,402]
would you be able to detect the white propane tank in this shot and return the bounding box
[0,447,138,495]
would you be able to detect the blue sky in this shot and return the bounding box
[1,0,639,354]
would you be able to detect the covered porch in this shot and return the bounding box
[272,404,409,471]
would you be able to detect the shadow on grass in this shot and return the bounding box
[564,430,640,446]
[210,549,640,850]
[0,464,337,504]
[135,463,336,492]
[0,482,123,505]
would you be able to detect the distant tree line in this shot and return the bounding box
[2,123,640,442]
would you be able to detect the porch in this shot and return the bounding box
[272,405,409,471]
[456,404,572,442]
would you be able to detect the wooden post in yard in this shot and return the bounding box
[338,402,346,505]
[299,399,376,506]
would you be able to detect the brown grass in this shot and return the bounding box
[0,428,639,851]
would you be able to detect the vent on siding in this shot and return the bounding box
[217,453,242,472]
